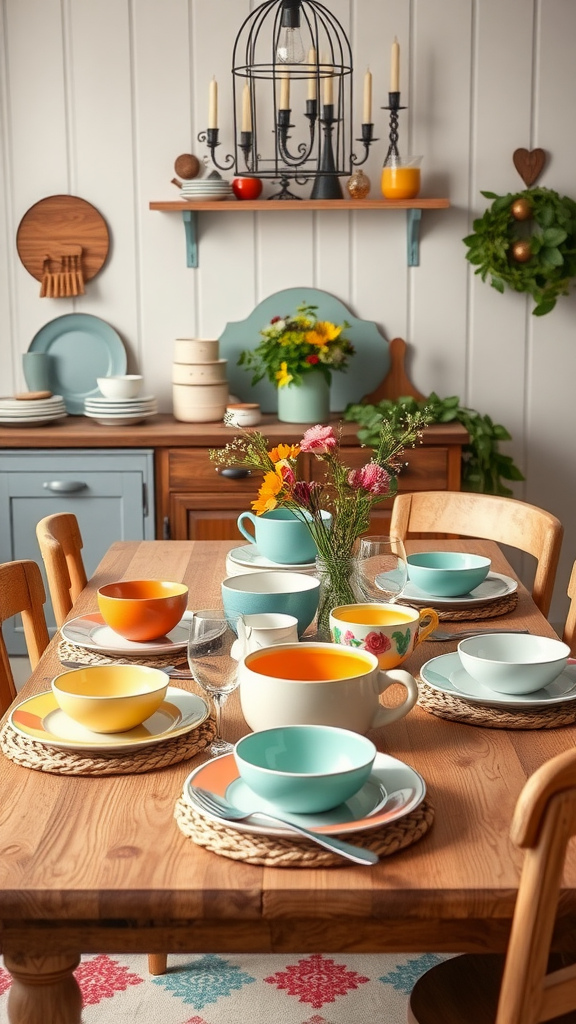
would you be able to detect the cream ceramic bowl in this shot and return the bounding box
[172,360,228,385]
[172,382,229,423]
[96,375,144,400]
[174,338,219,363]
[52,664,169,733]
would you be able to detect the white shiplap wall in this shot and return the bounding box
[1,0,575,623]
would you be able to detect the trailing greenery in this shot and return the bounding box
[463,187,576,316]
[344,394,525,496]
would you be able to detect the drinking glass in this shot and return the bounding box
[355,535,408,603]
[187,609,239,757]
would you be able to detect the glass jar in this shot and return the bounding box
[315,555,359,642]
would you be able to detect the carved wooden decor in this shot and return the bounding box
[513,148,546,187]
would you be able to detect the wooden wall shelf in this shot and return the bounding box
[149,197,450,269]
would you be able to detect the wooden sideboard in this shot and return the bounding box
[0,413,468,541]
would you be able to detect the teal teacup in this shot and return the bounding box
[236,508,331,565]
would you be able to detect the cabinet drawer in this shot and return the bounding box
[307,447,450,491]
[166,448,261,494]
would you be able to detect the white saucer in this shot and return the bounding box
[60,612,191,655]
[420,651,576,709]
[183,751,425,837]
[400,572,517,608]
[228,544,316,571]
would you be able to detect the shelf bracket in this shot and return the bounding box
[182,210,198,268]
[407,208,422,267]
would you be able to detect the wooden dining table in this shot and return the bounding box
[1,538,576,1024]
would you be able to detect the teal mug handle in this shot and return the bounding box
[237,512,257,544]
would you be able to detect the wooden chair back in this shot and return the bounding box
[36,513,87,627]
[0,560,50,715]
[390,491,563,617]
[563,561,576,655]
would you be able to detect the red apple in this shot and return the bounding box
[232,177,263,200]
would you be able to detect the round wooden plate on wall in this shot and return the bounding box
[16,195,109,283]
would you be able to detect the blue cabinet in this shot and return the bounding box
[0,449,155,654]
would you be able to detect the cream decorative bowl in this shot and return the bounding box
[96,375,144,400]
[52,664,169,733]
[174,338,219,363]
[172,382,229,423]
[172,360,228,385]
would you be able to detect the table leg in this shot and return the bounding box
[4,952,82,1024]
[147,953,168,975]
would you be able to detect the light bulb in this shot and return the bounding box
[276,0,306,64]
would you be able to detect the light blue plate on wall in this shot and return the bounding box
[219,287,390,413]
[28,314,127,414]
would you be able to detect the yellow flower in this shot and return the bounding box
[252,470,284,514]
[305,320,342,348]
[275,361,293,387]
[269,443,300,463]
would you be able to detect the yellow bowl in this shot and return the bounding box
[52,664,169,733]
[97,579,189,641]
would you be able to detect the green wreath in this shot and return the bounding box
[463,187,576,316]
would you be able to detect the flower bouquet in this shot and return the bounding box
[210,415,429,638]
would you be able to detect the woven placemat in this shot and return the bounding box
[57,638,188,669]
[174,794,434,867]
[400,590,518,622]
[417,679,576,730]
[0,717,216,775]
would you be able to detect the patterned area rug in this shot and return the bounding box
[0,951,452,1022]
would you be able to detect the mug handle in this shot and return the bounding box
[414,607,439,646]
[237,512,257,544]
[371,669,419,728]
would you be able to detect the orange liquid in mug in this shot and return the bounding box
[249,648,373,681]
[333,606,414,626]
[381,166,421,200]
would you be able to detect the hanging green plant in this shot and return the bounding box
[463,187,576,316]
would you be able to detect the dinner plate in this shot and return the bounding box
[9,687,209,752]
[399,572,517,609]
[183,751,426,836]
[0,413,68,426]
[0,395,66,409]
[84,413,158,426]
[28,314,127,414]
[60,612,191,655]
[85,395,157,406]
[420,651,576,709]
[228,544,316,571]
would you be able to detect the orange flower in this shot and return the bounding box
[269,443,300,463]
[305,321,342,348]
[251,470,284,514]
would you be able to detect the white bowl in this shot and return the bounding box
[96,375,144,400]
[174,339,219,363]
[172,360,228,385]
[457,633,571,695]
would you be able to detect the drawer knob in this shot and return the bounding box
[217,467,251,480]
[43,480,88,493]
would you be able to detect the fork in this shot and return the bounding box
[428,628,530,642]
[189,786,379,866]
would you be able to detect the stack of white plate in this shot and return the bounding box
[0,394,67,426]
[84,395,158,426]
[180,178,232,202]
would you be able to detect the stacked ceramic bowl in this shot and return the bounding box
[172,338,229,423]
[0,394,67,426]
[84,375,158,426]
[180,177,233,202]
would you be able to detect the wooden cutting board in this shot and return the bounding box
[16,195,109,283]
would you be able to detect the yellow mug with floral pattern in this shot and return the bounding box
[329,602,439,670]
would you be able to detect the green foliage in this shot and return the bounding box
[463,187,576,315]
[344,394,525,497]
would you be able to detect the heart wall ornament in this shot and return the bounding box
[513,147,546,187]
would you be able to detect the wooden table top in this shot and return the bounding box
[1,539,574,962]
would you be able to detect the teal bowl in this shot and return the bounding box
[234,725,377,813]
[221,571,320,637]
[407,552,491,597]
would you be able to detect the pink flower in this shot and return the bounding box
[292,480,321,510]
[363,631,392,655]
[276,460,296,485]
[343,630,356,645]
[300,425,338,454]
[348,463,391,495]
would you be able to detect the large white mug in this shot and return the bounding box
[231,613,299,660]
[239,642,418,735]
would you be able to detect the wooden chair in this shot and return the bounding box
[408,747,576,1024]
[0,560,50,716]
[563,561,576,656]
[36,512,88,627]
[390,491,564,617]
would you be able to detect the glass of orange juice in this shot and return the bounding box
[381,155,422,200]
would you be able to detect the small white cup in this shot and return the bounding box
[231,612,299,660]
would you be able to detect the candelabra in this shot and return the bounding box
[382,91,407,165]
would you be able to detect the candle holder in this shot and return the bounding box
[350,123,378,167]
[239,131,254,172]
[196,128,235,173]
[310,105,344,200]
[382,91,407,164]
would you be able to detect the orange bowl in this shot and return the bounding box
[97,580,189,642]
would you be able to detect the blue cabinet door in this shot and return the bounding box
[0,450,155,654]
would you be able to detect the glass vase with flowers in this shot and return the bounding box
[210,414,429,639]
[238,303,355,423]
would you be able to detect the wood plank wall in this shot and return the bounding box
[0,0,575,623]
